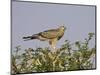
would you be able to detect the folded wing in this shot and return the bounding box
[39,29,59,39]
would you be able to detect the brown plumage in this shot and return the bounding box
[23,26,66,50]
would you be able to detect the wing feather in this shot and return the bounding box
[39,29,59,39]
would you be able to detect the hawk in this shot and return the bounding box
[23,26,66,50]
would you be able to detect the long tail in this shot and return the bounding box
[23,34,38,41]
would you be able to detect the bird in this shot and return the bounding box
[23,26,66,50]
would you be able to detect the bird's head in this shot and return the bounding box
[59,26,66,31]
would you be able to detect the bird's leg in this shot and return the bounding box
[49,39,57,53]
[50,44,56,51]
[53,46,56,50]
[52,45,57,54]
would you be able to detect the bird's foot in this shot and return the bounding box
[51,47,57,54]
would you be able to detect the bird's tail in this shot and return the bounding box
[23,34,38,41]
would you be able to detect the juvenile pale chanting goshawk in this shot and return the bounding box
[23,26,66,50]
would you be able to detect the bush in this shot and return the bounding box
[11,33,96,74]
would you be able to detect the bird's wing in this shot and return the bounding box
[39,29,59,39]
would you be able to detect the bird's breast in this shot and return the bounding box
[57,30,64,40]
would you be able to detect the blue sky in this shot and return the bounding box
[12,1,96,51]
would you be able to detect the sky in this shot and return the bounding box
[12,1,96,52]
